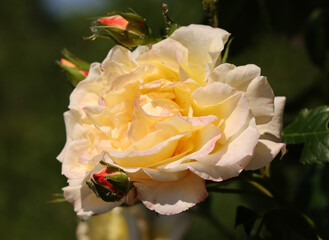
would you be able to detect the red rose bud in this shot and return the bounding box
[86,11,155,48]
[57,49,90,87]
[87,161,133,202]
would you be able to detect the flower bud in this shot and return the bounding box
[87,161,133,202]
[57,49,90,87]
[86,11,155,48]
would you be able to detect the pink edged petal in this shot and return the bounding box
[181,115,218,126]
[63,184,123,219]
[192,82,250,140]
[198,117,260,166]
[177,157,250,182]
[257,96,286,139]
[245,139,285,170]
[209,63,261,91]
[163,123,221,169]
[170,24,230,69]
[246,76,275,124]
[134,172,208,215]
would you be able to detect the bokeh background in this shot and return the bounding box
[1,0,328,239]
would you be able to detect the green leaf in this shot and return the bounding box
[235,206,259,236]
[61,48,89,71]
[282,105,329,164]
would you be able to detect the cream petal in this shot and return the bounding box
[181,115,218,126]
[127,168,188,182]
[209,63,261,91]
[176,158,249,182]
[198,117,259,166]
[61,139,90,179]
[192,82,250,140]
[137,38,188,73]
[132,45,150,61]
[192,81,239,106]
[246,76,275,124]
[245,139,285,170]
[108,132,187,168]
[163,123,221,169]
[170,24,230,69]
[257,96,286,140]
[102,45,137,73]
[134,172,208,215]
[69,63,104,119]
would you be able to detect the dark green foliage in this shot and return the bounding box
[283,106,329,164]
[235,206,259,236]
[263,209,318,240]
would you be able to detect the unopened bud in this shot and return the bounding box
[85,11,155,48]
[87,161,133,202]
[57,49,90,87]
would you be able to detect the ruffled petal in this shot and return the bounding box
[209,63,261,91]
[245,139,285,170]
[246,76,275,124]
[170,24,230,69]
[257,96,286,140]
[134,172,208,215]
[63,184,123,219]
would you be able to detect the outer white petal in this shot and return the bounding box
[165,117,259,181]
[134,173,208,215]
[69,63,103,118]
[170,24,230,68]
[245,139,285,170]
[246,76,275,124]
[136,38,188,73]
[209,63,261,91]
[102,45,137,73]
[257,96,286,139]
[63,184,123,219]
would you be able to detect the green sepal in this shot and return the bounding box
[100,160,125,173]
[61,48,89,71]
[56,61,86,87]
[105,172,134,194]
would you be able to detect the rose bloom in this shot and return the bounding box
[58,24,285,217]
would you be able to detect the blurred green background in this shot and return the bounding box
[0,0,328,239]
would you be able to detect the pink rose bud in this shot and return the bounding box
[87,161,133,202]
[86,11,155,48]
[60,59,88,77]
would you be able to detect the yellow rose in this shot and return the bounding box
[58,24,285,217]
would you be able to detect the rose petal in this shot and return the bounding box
[170,24,230,69]
[69,63,103,118]
[63,184,122,219]
[245,139,285,170]
[257,96,286,139]
[246,76,275,124]
[209,63,261,91]
[134,172,208,215]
